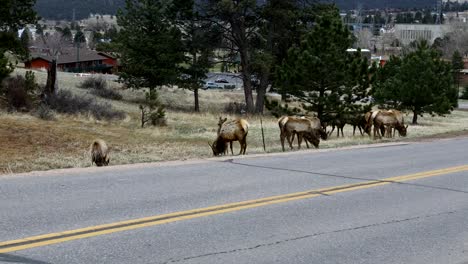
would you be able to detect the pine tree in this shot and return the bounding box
[276,12,373,121]
[117,0,185,90]
[452,50,464,93]
[374,41,458,124]
[117,0,186,126]
[0,0,37,85]
[20,28,31,56]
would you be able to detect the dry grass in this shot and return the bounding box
[1,68,467,174]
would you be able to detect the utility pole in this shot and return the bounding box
[435,0,443,24]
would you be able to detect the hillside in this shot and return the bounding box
[35,0,125,20]
[35,0,437,20]
[335,0,437,10]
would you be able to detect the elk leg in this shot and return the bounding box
[286,132,294,150]
[304,133,310,148]
[297,133,303,149]
[230,142,233,155]
[329,125,335,137]
[280,132,285,152]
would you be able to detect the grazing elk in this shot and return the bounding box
[373,111,408,139]
[209,117,249,156]
[364,110,385,137]
[90,139,110,166]
[279,116,327,151]
[365,110,407,138]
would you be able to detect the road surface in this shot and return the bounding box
[1,138,468,264]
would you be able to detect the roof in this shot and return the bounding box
[28,50,107,64]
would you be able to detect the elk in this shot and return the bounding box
[209,117,249,156]
[90,139,110,166]
[279,116,327,151]
[373,111,408,139]
[365,110,407,138]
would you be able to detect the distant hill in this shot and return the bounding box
[334,0,437,10]
[35,0,437,20]
[35,0,125,20]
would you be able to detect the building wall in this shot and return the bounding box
[394,24,451,45]
[25,59,50,70]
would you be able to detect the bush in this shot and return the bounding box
[139,89,166,127]
[79,76,107,90]
[45,90,125,120]
[90,86,123,100]
[224,101,247,115]
[79,76,122,100]
[35,104,55,120]
[0,72,39,111]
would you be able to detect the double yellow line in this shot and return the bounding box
[1,164,467,253]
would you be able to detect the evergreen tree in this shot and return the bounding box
[201,0,259,113]
[61,26,73,42]
[276,12,373,121]
[374,41,458,124]
[452,50,464,92]
[177,0,220,112]
[0,0,37,85]
[74,30,86,44]
[117,0,186,126]
[20,28,31,56]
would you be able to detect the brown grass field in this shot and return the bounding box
[1,68,467,174]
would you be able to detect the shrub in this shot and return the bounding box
[79,76,122,100]
[90,86,123,100]
[45,89,125,120]
[224,101,247,115]
[35,104,55,120]
[0,72,39,111]
[139,89,166,127]
[79,76,107,90]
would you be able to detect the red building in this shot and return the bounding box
[25,50,118,73]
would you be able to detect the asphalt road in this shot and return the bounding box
[1,138,468,263]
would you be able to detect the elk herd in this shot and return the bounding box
[89,109,408,166]
[208,109,407,157]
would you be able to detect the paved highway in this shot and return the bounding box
[1,138,468,263]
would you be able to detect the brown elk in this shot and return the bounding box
[373,111,408,139]
[365,110,407,138]
[90,139,110,166]
[209,117,249,156]
[279,116,327,151]
[364,110,385,137]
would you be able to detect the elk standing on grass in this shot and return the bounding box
[373,111,408,139]
[209,117,249,156]
[279,116,327,151]
[90,139,110,166]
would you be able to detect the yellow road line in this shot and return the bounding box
[1,164,467,253]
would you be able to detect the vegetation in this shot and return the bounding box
[0,0,37,85]
[79,76,122,100]
[374,41,458,124]
[276,11,373,121]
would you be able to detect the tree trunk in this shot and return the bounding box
[194,88,200,112]
[45,59,57,96]
[412,110,418,124]
[255,71,269,114]
[239,48,254,113]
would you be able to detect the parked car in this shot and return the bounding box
[203,81,222,90]
[215,78,229,83]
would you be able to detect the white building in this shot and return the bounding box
[394,24,451,45]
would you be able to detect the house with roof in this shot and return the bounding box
[25,49,118,73]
